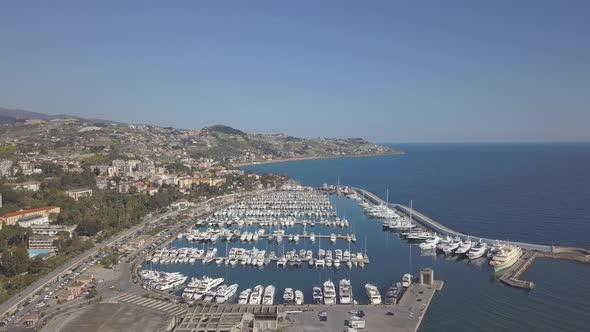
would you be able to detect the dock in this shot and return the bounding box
[500,250,537,289]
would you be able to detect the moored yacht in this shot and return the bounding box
[294,290,304,305]
[249,285,264,305]
[283,288,294,304]
[402,273,413,288]
[365,284,382,304]
[385,282,403,304]
[238,288,252,304]
[455,238,473,255]
[215,284,239,303]
[262,285,275,305]
[489,245,522,272]
[339,279,353,304]
[323,280,336,304]
[312,286,323,304]
[467,241,488,260]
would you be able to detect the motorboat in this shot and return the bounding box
[312,286,323,304]
[419,235,441,250]
[467,241,488,260]
[339,279,353,304]
[294,290,304,305]
[402,274,413,288]
[249,285,264,305]
[455,239,473,255]
[215,284,239,303]
[385,282,403,304]
[489,245,522,272]
[442,238,462,254]
[365,284,382,304]
[323,280,336,304]
[283,288,294,304]
[262,285,275,305]
[238,288,252,304]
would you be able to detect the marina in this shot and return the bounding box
[135,177,588,330]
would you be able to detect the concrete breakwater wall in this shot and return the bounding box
[354,187,553,252]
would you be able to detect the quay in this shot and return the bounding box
[353,187,590,290]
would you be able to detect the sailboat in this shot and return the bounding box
[315,234,325,268]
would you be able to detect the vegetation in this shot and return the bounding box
[100,251,120,267]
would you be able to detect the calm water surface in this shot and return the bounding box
[239,144,590,331]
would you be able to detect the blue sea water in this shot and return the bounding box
[236,143,590,331]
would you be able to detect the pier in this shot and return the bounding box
[353,187,590,290]
[500,250,537,290]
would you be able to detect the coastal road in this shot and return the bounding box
[0,209,180,319]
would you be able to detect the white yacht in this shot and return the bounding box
[283,288,294,304]
[467,241,488,260]
[262,285,275,305]
[489,245,522,272]
[215,284,239,304]
[330,233,336,244]
[365,284,382,304]
[182,277,200,298]
[487,240,503,258]
[419,235,440,250]
[249,285,264,305]
[294,290,304,305]
[455,239,473,255]
[323,280,336,304]
[193,277,224,301]
[402,274,413,288]
[442,238,462,254]
[339,279,353,304]
[238,288,252,304]
[312,286,323,304]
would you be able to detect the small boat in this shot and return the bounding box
[339,279,353,304]
[249,285,264,305]
[215,284,239,304]
[294,290,304,305]
[365,284,382,304]
[402,274,413,288]
[330,233,336,244]
[467,241,488,260]
[262,285,275,305]
[238,288,252,304]
[384,282,403,304]
[312,286,323,304]
[283,288,294,304]
[323,280,336,304]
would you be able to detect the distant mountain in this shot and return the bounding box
[206,124,247,136]
[0,107,54,123]
[0,107,124,124]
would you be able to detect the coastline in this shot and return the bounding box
[231,150,404,168]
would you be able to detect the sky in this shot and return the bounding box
[1,1,589,142]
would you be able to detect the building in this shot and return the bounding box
[28,235,58,251]
[65,283,85,297]
[0,206,61,227]
[73,274,95,287]
[29,224,77,237]
[54,289,75,302]
[18,313,39,327]
[65,188,93,201]
[16,214,49,227]
[5,180,41,192]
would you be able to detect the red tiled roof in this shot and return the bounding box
[0,206,60,219]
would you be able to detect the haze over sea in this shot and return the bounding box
[242,143,590,331]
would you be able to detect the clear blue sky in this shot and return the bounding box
[1,1,589,142]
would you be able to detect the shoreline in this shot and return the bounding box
[231,150,404,168]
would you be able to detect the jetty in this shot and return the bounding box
[353,187,590,290]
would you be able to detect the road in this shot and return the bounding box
[0,209,180,319]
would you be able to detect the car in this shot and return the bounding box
[357,310,365,318]
[386,312,395,316]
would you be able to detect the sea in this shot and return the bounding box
[147,143,590,331]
